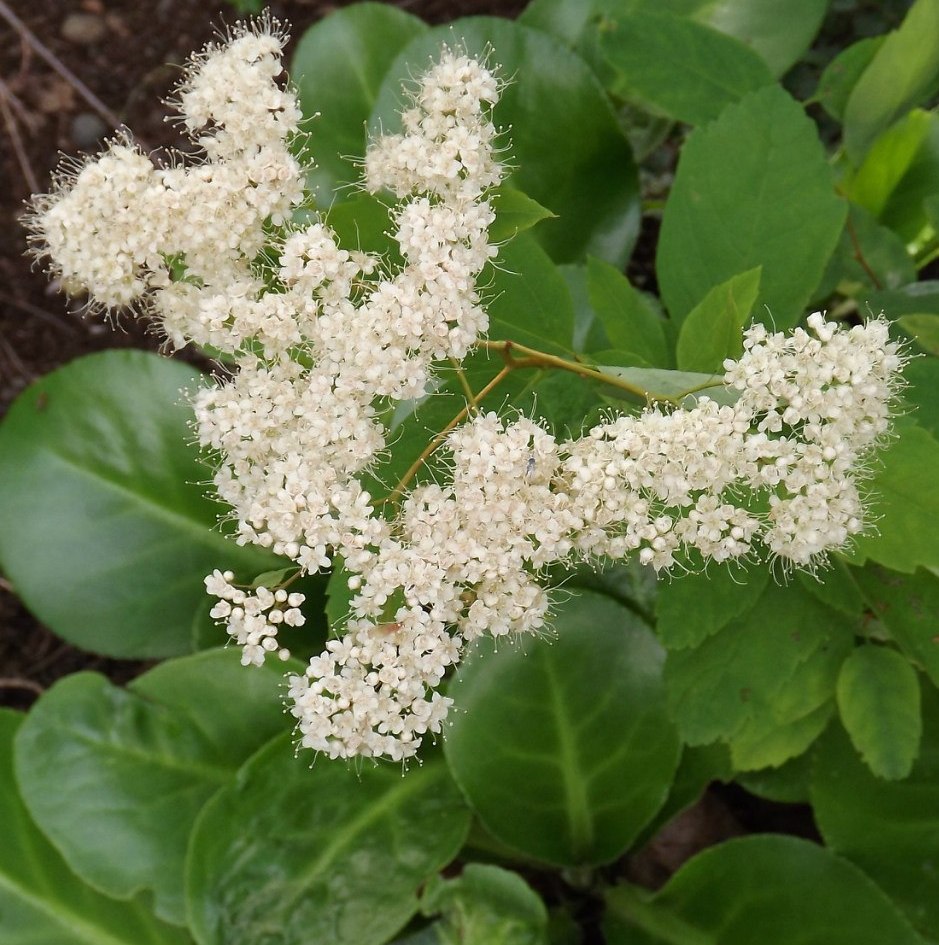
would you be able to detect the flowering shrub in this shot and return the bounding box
[2,3,939,944]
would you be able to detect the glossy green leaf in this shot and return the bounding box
[843,0,939,163]
[816,36,885,123]
[812,682,939,940]
[186,737,470,945]
[445,591,681,866]
[655,565,768,650]
[657,85,846,328]
[899,314,939,355]
[586,256,668,367]
[291,3,427,202]
[371,17,640,265]
[601,11,772,126]
[852,564,939,687]
[0,710,192,945]
[421,864,548,945]
[843,109,939,245]
[0,351,277,658]
[14,649,295,924]
[849,421,939,572]
[521,0,828,78]
[489,187,557,244]
[836,644,922,779]
[664,582,849,746]
[676,267,761,373]
[605,835,924,945]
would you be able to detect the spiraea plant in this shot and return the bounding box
[7,4,939,943]
[27,21,906,763]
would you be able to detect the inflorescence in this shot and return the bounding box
[27,22,906,762]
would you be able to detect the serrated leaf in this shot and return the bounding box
[0,351,278,658]
[656,565,768,651]
[729,700,834,771]
[836,644,922,779]
[14,650,297,924]
[586,256,668,367]
[600,11,773,126]
[843,0,939,164]
[292,3,427,203]
[605,835,925,945]
[186,738,470,945]
[664,582,847,746]
[852,564,939,687]
[812,681,939,939]
[899,314,939,355]
[370,17,640,265]
[676,267,761,373]
[0,710,192,945]
[849,421,939,573]
[657,84,846,328]
[445,591,681,866]
[490,187,557,244]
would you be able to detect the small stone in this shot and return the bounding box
[71,112,108,149]
[61,12,107,45]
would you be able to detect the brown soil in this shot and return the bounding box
[0,0,526,710]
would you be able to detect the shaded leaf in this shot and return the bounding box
[899,314,939,355]
[490,187,557,244]
[816,36,885,122]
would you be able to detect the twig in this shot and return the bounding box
[846,214,884,290]
[0,677,45,698]
[449,356,479,415]
[0,78,39,193]
[0,292,80,334]
[0,0,124,132]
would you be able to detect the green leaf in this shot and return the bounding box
[592,365,732,405]
[902,357,939,439]
[836,644,922,779]
[657,84,846,328]
[729,700,834,771]
[325,193,398,259]
[664,582,848,746]
[736,750,813,803]
[605,835,925,945]
[291,3,427,203]
[843,0,939,164]
[842,109,939,245]
[445,591,681,866]
[899,314,939,355]
[489,187,557,244]
[421,865,549,945]
[521,0,828,79]
[14,649,295,924]
[370,17,640,265]
[0,351,277,658]
[849,421,939,573]
[816,36,885,123]
[600,11,773,126]
[812,204,917,302]
[186,738,470,945]
[586,256,668,367]
[852,564,939,687]
[676,267,761,373]
[812,682,939,940]
[0,710,192,945]
[655,565,768,650]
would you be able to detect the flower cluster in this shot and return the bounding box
[28,24,906,763]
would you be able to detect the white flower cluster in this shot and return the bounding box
[204,569,304,666]
[28,25,906,764]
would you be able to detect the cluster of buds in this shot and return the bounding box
[28,23,906,762]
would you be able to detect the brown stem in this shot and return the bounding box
[846,215,884,290]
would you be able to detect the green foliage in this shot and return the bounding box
[0,351,279,658]
[445,592,681,866]
[5,1,939,943]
